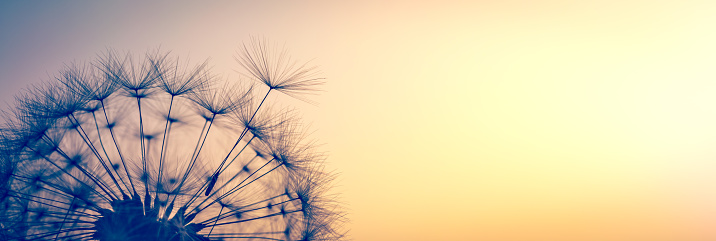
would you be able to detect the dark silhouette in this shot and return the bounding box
[0,38,346,241]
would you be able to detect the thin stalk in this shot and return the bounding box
[5,190,86,210]
[9,174,102,210]
[135,94,149,196]
[211,209,301,227]
[199,196,296,225]
[48,137,118,201]
[206,205,224,237]
[53,197,75,240]
[68,114,126,199]
[23,227,95,240]
[5,192,101,215]
[91,112,131,198]
[100,100,137,196]
[156,95,175,193]
[201,232,284,236]
[187,89,272,209]
[31,138,114,202]
[167,114,215,209]
[213,89,271,178]
[194,236,282,241]
[191,157,274,213]
[186,154,260,211]
[184,136,255,205]
[217,162,285,203]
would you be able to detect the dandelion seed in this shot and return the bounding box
[156,56,211,97]
[0,43,346,240]
[236,37,325,101]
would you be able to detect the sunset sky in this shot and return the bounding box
[2,1,716,240]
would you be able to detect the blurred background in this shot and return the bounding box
[2,1,716,240]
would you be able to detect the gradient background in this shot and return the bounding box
[2,1,716,240]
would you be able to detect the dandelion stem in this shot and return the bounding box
[51,230,96,241]
[191,157,275,213]
[225,162,284,198]
[206,205,223,237]
[49,135,119,201]
[29,139,113,203]
[188,89,272,208]
[156,95,175,194]
[53,196,75,240]
[219,136,255,178]
[185,154,261,211]
[101,100,137,196]
[214,89,271,175]
[91,112,131,198]
[69,114,127,199]
[203,136,257,199]
[8,174,95,207]
[199,196,297,225]
[23,227,94,240]
[135,94,150,198]
[211,209,302,227]
[195,236,283,241]
[4,191,100,215]
[199,232,284,236]
[169,113,215,208]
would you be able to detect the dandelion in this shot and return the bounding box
[236,37,325,102]
[0,42,345,240]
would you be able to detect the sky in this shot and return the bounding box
[2,1,716,240]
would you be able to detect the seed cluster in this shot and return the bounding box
[0,39,345,241]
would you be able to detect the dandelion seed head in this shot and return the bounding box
[0,44,346,241]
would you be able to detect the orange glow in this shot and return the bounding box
[2,1,716,240]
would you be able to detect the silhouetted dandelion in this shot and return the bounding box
[236,37,324,103]
[0,41,345,241]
